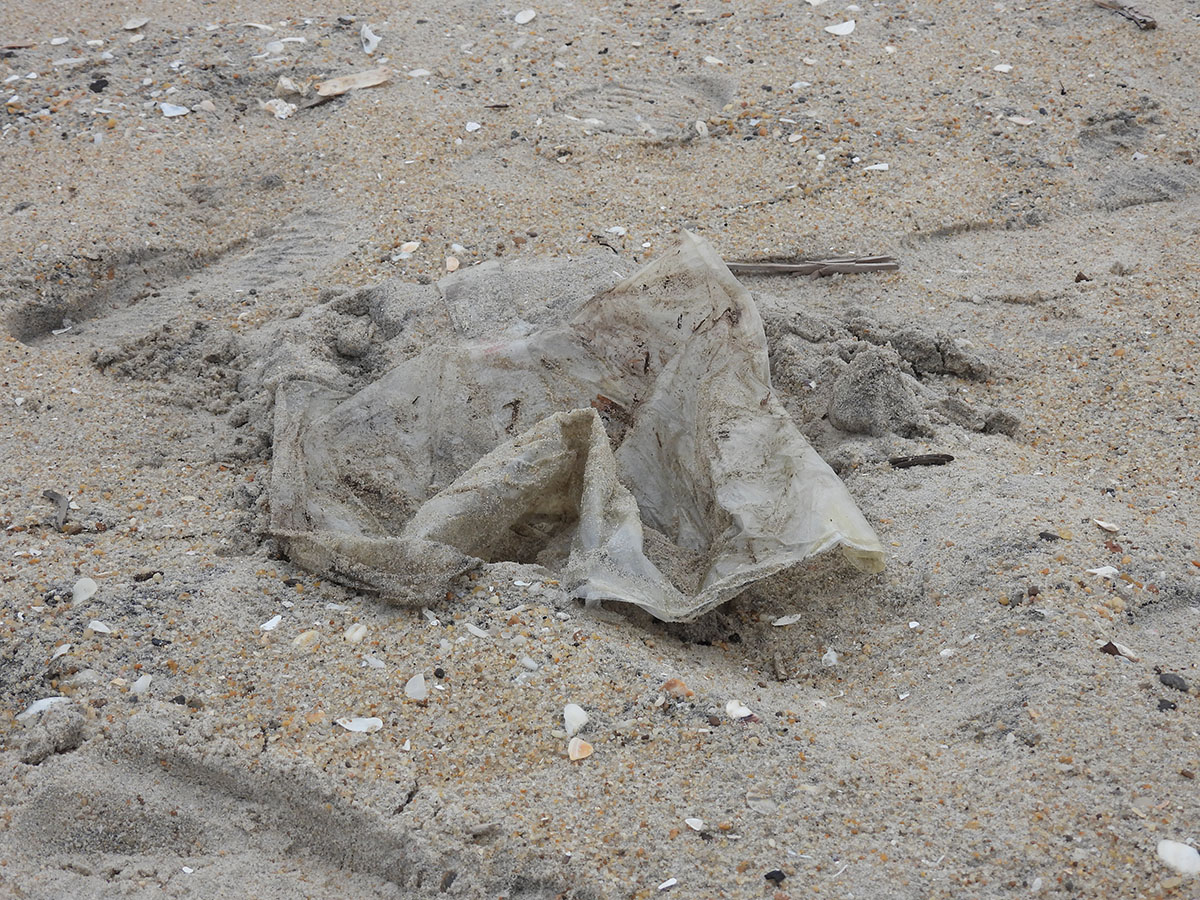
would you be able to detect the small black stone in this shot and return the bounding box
[88,78,108,93]
[1159,673,1189,693]
[1158,699,1177,712]
[170,694,186,705]
[1038,531,1062,542]
[151,638,172,647]
[434,667,446,679]
[765,870,786,885]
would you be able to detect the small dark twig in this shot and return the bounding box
[889,454,954,469]
[1093,0,1156,30]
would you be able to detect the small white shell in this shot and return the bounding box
[360,24,381,55]
[344,623,367,643]
[825,20,855,36]
[567,736,592,760]
[260,614,282,631]
[514,9,537,25]
[563,703,588,736]
[17,697,71,720]
[336,716,383,733]
[684,817,704,831]
[405,673,428,700]
[131,674,152,694]
[725,699,752,720]
[72,577,98,604]
[87,619,113,634]
[1157,839,1200,875]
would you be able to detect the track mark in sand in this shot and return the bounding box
[3,209,357,345]
[552,76,733,141]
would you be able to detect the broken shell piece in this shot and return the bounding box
[746,788,779,815]
[260,614,282,631]
[72,577,98,604]
[400,240,420,254]
[51,643,71,661]
[1093,519,1119,533]
[825,20,856,36]
[1157,839,1200,876]
[405,672,428,700]
[131,674,152,694]
[87,620,113,635]
[17,697,71,721]
[315,67,392,97]
[661,678,693,699]
[822,648,839,666]
[275,75,307,97]
[514,9,537,25]
[360,24,381,55]
[772,613,803,627]
[1087,566,1119,579]
[445,256,460,273]
[567,736,593,760]
[684,817,704,831]
[563,703,589,736]
[160,103,190,117]
[292,629,320,649]
[336,716,383,733]
[1097,639,1140,661]
[123,16,150,30]
[725,699,752,720]
[263,98,296,119]
[344,623,367,643]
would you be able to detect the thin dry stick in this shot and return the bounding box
[1092,0,1156,30]
[726,255,899,277]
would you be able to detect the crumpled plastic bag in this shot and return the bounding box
[270,231,884,621]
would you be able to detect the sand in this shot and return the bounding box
[1,1,1198,897]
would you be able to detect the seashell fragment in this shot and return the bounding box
[123,17,150,30]
[825,20,856,36]
[292,629,320,649]
[1157,840,1200,875]
[87,620,113,634]
[160,103,190,117]
[772,613,803,626]
[263,98,296,119]
[315,67,391,97]
[563,703,589,736]
[51,643,71,661]
[336,716,383,733]
[725,699,752,720]
[360,24,381,55]
[344,623,367,643]
[405,673,428,700]
[131,674,152,694]
[400,240,420,254]
[684,817,704,831]
[514,9,537,25]
[260,614,282,631]
[1093,519,1119,533]
[661,678,693,699]
[72,577,98,604]
[445,256,460,272]
[17,697,71,720]
[567,736,593,760]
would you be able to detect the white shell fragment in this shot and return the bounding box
[822,648,839,666]
[772,613,803,627]
[514,9,537,25]
[825,20,856,36]
[465,121,482,132]
[360,24,381,55]
[400,240,420,253]
[160,103,190,117]
[51,643,71,661]
[864,162,890,171]
[362,655,386,669]
[72,577,98,604]
[260,614,282,631]
[1093,519,1119,533]
[315,67,392,97]
[563,703,589,736]
[1007,115,1035,126]
[405,673,428,700]
[657,878,677,891]
[993,64,1013,73]
[1087,566,1119,579]
[344,623,367,643]
[725,699,753,720]
[684,817,704,831]
[445,256,460,272]
[17,697,71,720]
[123,17,150,30]
[567,736,593,760]
[131,674,152,694]
[336,716,383,733]
[292,629,320,649]
[1157,840,1200,875]
[408,68,431,78]
[263,98,296,119]
[87,620,113,634]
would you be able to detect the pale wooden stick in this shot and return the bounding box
[1092,0,1156,30]
[726,255,899,277]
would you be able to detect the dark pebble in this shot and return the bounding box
[170,695,186,705]
[434,667,446,679]
[1159,673,1189,692]
[1158,699,1177,712]
[707,715,721,727]
[765,870,786,885]
[88,78,108,93]
[1038,531,1062,542]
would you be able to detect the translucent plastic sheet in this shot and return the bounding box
[270,231,884,621]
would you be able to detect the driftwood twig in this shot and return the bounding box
[1092,0,1156,30]
[726,255,899,277]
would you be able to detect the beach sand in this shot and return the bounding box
[1,1,1198,897]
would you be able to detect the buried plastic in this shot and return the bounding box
[269,231,884,621]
